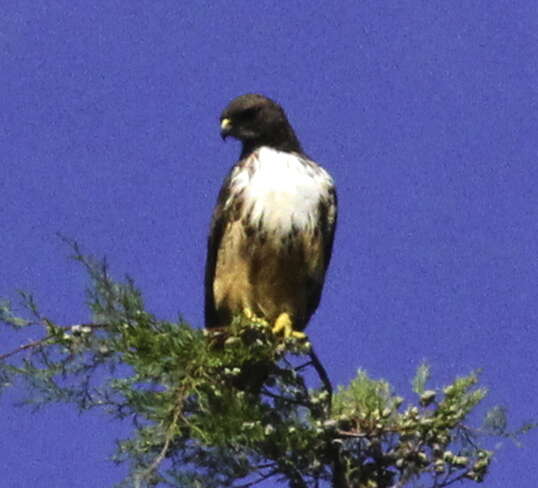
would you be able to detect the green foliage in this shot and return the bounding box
[0,244,534,488]
[0,299,31,328]
[329,368,495,487]
[412,362,431,395]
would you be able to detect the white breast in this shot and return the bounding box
[229,147,333,234]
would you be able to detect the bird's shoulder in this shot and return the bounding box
[230,147,334,191]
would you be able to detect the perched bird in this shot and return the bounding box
[205,94,337,338]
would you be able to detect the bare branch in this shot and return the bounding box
[0,322,107,361]
[0,335,53,361]
[308,347,332,409]
[134,387,186,488]
[233,469,279,488]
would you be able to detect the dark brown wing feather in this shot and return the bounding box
[204,174,233,328]
[304,185,337,326]
[322,186,338,271]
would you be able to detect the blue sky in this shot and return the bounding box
[1,1,537,487]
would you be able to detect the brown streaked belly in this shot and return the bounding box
[213,221,323,330]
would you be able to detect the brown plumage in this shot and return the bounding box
[205,94,337,337]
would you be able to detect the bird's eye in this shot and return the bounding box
[239,107,259,121]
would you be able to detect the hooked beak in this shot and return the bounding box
[220,118,232,140]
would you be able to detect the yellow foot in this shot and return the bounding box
[243,308,269,327]
[272,313,306,339]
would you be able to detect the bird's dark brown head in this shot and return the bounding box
[220,94,302,156]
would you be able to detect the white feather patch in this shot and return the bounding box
[229,147,333,234]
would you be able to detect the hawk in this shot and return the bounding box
[205,94,337,339]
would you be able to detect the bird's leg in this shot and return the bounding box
[243,307,269,327]
[272,312,306,339]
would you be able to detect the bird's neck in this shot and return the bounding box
[240,126,302,159]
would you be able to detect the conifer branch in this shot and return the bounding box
[308,347,333,403]
[0,244,533,488]
[134,387,186,488]
[0,322,107,361]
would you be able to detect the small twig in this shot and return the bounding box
[0,322,107,361]
[261,388,312,408]
[331,450,348,488]
[440,465,455,487]
[336,429,368,438]
[134,388,185,488]
[304,348,343,487]
[458,424,480,450]
[292,347,343,488]
[253,462,278,470]
[439,471,471,488]
[288,466,309,488]
[294,360,312,372]
[308,347,333,410]
[233,469,279,488]
[0,336,53,361]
